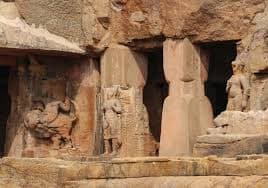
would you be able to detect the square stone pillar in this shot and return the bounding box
[70,58,101,155]
[159,38,213,157]
[101,45,156,157]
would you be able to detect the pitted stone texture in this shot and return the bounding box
[15,0,265,51]
[3,157,268,187]
[15,0,111,51]
[212,111,268,134]
[238,3,268,74]
[110,0,265,47]
[251,75,268,110]
[64,176,268,188]
[15,0,85,44]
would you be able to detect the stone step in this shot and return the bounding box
[64,176,268,188]
[2,156,268,187]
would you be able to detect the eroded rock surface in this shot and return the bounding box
[14,0,266,51]
[1,157,268,187]
[0,16,85,54]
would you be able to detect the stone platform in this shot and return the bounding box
[194,134,268,157]
[1,156,268,187]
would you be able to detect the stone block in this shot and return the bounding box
[101,44,147,88]
[64,176,268,188]
[250,75,268,110]
[15,0,85,44]
[194,134,268,157]
[3,156,268,187]
[212,111,268,134]
[0,1,20,19]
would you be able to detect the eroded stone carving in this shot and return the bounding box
[24,97,77,151]
[208,110,268,135]
[102,86,122,156]
[226,61,250,111]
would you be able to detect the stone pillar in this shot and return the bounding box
[159,38,213,157]
[69,57,101,155]
[101,45,155,157]
[101,44,147,88]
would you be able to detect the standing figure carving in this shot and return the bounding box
[24,97,77,150]
[102,86,122,156]
[226,61,250,111]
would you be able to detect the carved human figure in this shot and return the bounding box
[24,97,77,150]
[102,87,122,156]
[226,62,249,111]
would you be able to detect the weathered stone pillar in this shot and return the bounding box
[69,57,101,155]
[159,38,213,156]
[101,44,155,157]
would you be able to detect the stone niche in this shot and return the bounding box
[2,55,100,158]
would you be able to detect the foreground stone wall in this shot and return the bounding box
[66,176,268,188]
[2,156,268,187]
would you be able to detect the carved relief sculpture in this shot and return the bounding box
[102,86,122,156]
[24,97,77,151]
[226,61,250,111]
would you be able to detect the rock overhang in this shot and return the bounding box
[0,16,86,56]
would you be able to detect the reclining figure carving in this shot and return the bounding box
[24,97,77,149]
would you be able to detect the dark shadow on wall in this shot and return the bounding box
[201,41,237,117]
[143,49,168,143]
[0,67,11,157]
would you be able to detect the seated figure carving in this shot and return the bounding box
[24,97,77,149]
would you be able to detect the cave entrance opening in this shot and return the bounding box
[143,48,168,154]
[0,66,11,157]
[201,41,237,117]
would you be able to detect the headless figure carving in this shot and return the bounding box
[102,87,122,156]
[226,62,249,112]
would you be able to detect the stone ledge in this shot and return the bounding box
[194,134,268,157]
[196,134,267,144]
[2,156,268,187]
[64,176,268,188]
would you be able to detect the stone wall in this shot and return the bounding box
[1,156,268,187]
[2,55,100,158]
